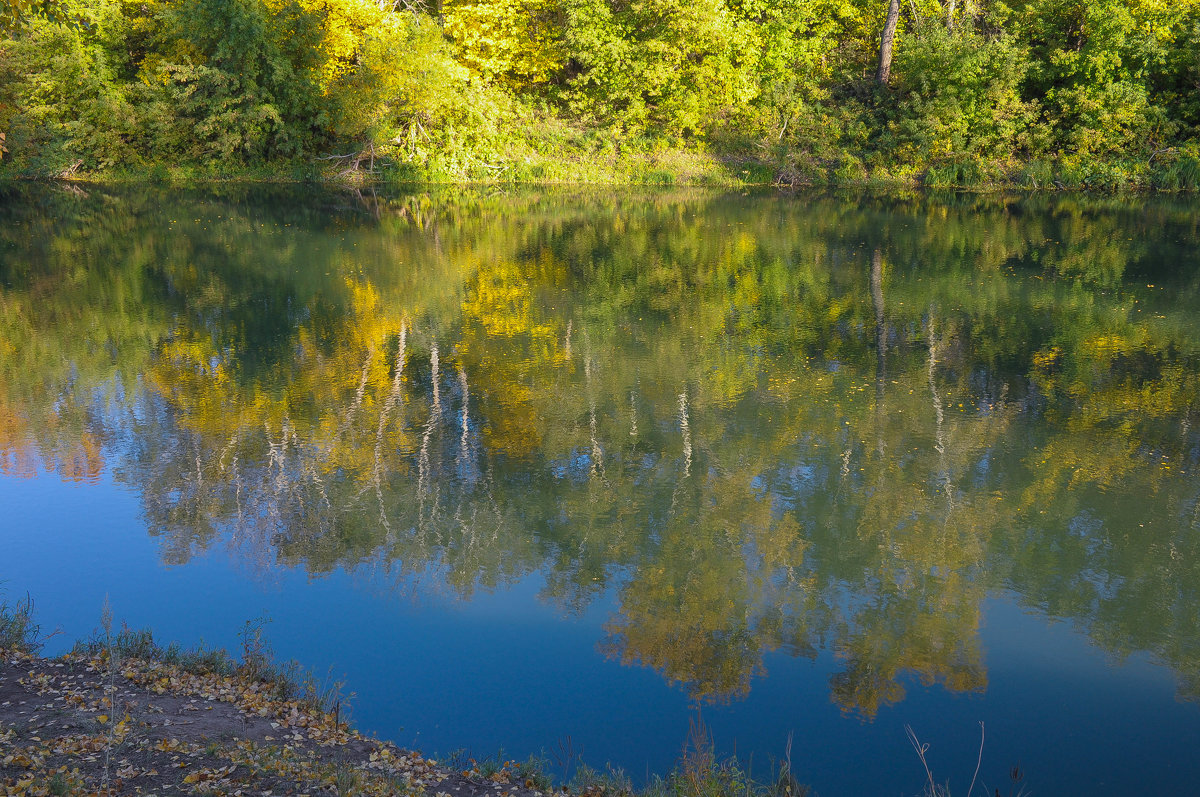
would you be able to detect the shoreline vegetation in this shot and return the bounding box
[2,0,1200,192]
[1,595,820,797]
[8,151,1200,192]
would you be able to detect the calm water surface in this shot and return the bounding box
[3,184,1200,795]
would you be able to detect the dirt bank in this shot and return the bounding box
[1,644,551,797]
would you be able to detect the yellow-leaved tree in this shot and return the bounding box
[294,0,509,172]
[441,0,566,89]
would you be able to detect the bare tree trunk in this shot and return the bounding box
[876,0,901,84]
[943,0,955,30]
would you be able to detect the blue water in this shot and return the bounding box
[4,184,1200,795]
[6,469,1199,795]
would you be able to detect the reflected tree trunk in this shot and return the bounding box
[679,391,692,480]
[584,347,603,479]
[629,389,639,439]
[338,347,375,437]
[419,341,442,510]
[372,324,407,528]
[430,341,441,414]
[872,248,887,458]
[457,361,477,486]
[926,312,952,510]
[868,250,893,563]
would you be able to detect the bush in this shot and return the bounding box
[887,26,1034,165]
[0,5,138,173]
[923,154,988,188]
[1017,158,1055,189]
[142,0,328,162]
[1152,152,1200,191]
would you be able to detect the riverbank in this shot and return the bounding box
[0,638,550,796]
[0,599,795,797]
[0,146,761,189]
[6,0,1200,203]
[4,139,1200,193]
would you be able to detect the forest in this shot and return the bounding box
[2,0,1200,186]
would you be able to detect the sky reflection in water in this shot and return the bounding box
[3,185,1200,795]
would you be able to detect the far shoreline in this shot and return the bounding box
[3,151,1200,194]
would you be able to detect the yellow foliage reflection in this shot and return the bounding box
[4,186,1200,713]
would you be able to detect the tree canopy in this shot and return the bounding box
[2,0,1199,183]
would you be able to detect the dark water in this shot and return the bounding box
[4,184,1200,795]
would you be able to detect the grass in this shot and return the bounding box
[442,713,808,797]
[7,145,1200,192]
[0,132,760,188]
[0,591,41,653]
[904,722,1030,797]
[544,714,809,797]
[445,749,556,792]
[67,610,352,717]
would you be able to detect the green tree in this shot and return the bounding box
[139,0,328,161]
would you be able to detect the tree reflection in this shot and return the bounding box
[3,184,1200,711]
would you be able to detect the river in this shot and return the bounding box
[3,183,1200,794]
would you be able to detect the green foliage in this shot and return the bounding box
[142,0,328,161]
[555,0,755,137]
[442,0,567,89]
[888,25,1033,162]
[0,2,136,173]
[0,0,72,34]
[1012,0,1184,156]
[1,0,1199,183]
[1153,6,1200,136]
[353,21,515,177]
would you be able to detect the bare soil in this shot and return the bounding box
[0,647,553,797]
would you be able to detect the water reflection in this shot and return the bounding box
[3,184,1200,715]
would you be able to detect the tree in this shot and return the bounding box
[876,0,901,84]
[0,0,68,33]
